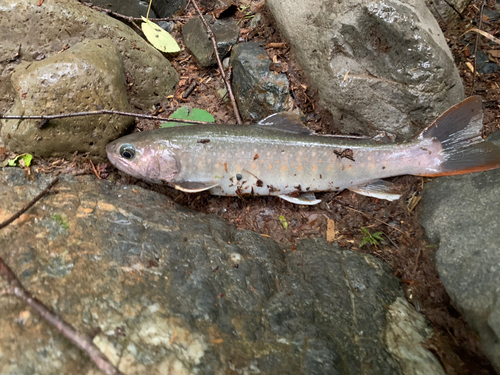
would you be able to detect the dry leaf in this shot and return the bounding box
[326,218,336,243]
[465,61,474,73]
[488,50,500,58]
[462,28,500,45]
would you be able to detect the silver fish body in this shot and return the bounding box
[106,97,500,204]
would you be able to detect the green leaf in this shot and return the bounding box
[141,16,180,53]
[360,227,370,236]
[160,107,215,128]
[279,215,288,230]
[7,153,33,167]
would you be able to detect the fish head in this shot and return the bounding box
[106,133,180,184]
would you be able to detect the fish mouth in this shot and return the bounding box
[106,141,135,173]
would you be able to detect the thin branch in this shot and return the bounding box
[82,3,177,23]
[344,206,404,233]
[471,0,485,96]
[0,258,122,375]
[189,0,243,124]
[0,178,122,375]
[0,177,59,230]
[0,110,213,129]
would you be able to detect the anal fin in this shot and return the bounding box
[279,193,322,205]
[173,181,219,193]
[348,180,401,201]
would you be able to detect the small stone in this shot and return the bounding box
[183,15,239,67]
[230,42,292,121]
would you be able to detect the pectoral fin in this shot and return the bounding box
[173,181,219,193]
[348,180,401,201]
[279,193,322,205]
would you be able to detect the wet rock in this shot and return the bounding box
[182,16,239,67]
[419,131,500,371]
[476,50,500,74]
[230,43,292,121]
[425,0,469,23]
[385,298,446,375]
[151,0,186,18]
[86,0,156,18]
[1,39,133,160]
[0,0,179,113]
[0,168,442,374]
[266,0,464,140]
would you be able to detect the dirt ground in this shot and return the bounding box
[28,0,500,374]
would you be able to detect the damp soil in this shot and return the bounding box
[32,0,500,374]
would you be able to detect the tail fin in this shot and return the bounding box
[417,96,500,177]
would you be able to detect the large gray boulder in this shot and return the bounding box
[1,39,133,160]
[419,131,500,371]
[0,0,179,113]
[0,168,443,374]
[266,0,464,139]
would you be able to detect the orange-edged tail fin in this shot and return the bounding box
[417,96,500,177]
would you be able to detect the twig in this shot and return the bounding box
[189,0,242,124]
[0,110,213,129]
[83,3,176,22]
[0,177,59,230]
[89,160,102,180]
[344,206,403,233]
[0,258,122,375]
[182,80,198,99]
[442,0,464,20]
[0,177,122,375]
[471,0,485,96]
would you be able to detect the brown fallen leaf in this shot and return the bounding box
[326,218,336,243]
[465,61,474,73]
[462,28,500,45]
[37,0,44,5]
[488,50,500,58]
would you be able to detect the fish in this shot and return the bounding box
[106,96,500,205]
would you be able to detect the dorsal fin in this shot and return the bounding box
[258,112,313,135]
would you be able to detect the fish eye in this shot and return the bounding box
[119,144,136,160]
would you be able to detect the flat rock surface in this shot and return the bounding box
[419,131,500,371]
[0,168,441,374]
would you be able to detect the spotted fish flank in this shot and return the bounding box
[106,97,500,205]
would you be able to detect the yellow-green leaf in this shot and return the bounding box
[7,153,33,167]
[141,16,180,53]
[279,215,288,230]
